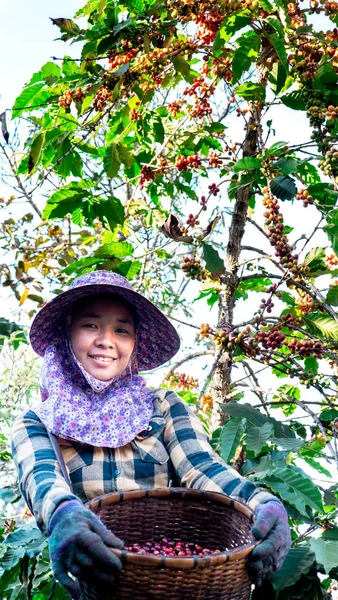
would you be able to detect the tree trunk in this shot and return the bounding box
[211,102,264,430]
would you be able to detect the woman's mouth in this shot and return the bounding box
[88,355,116,364]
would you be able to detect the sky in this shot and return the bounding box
[0,0,83,115]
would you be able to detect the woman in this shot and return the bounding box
[11,270,290,599]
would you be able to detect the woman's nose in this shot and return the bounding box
[95,329,115,347]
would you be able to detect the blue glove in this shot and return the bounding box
[48,500,124,599]
[248,500,291,586]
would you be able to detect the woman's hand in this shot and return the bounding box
[48,500,124,599]
[248,500,291,587]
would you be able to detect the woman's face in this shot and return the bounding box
[70,297,136,381]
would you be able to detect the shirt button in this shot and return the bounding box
[115,469,120,476]
[147,425,152,432]
[127,398,133,405]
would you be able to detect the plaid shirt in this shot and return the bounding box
[11,388,275,534]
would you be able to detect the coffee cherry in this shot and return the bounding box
[123,537,222,556]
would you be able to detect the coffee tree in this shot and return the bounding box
[1,0,338,597]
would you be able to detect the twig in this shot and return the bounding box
[163,350,215,383]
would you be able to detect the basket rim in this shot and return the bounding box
[86,488,259,569]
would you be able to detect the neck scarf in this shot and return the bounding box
[33,329,154,448]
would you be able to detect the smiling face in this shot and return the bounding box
[70,296,136,381]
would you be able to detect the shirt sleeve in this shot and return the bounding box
[161,390,277,511]
[10,409,81,535]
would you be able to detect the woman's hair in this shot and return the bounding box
[70,293,139,328]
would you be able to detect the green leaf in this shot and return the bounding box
[296,161,321,185]
[324,210,338,255]
[172,56,191,78]
[0,318,27,349]
[307,183,338,212]
[216,14,251,46]
[28,131,46,173]
[41,61,61,84]
[271,437,304,451]
[309,538,338,574]
[277,465,324,512]
[270,175,297,201]
[64,257,105,275]
[104,143,121,178]
[232,31,260,82]
[234,157,262,172]
[304,247,327,275]
[269,547,315,593]
[319,408,338,421]
[202,243,224,275]
[268,32,289,72]
[241,454,277,478]
[303,312,338,341]
[62,55,79,76]
[301,456,332,479]
[219,418,245,463]
[263,474,307,515]
[275,157,297,175]
[152,115,165,144]
[116,260,142,280]
[50,17,80,40]
[222,402,296,439]
[246,422,274,456]
[304,356,319,375]
[236,82,266,101]
[281,90,306,111]
[315,61,338,85]
[94,241,134,259]
[269,62,288,95]
[119,143,134,169]
[12,83,45,118]
[326,285,338,306]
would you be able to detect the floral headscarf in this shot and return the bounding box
[33,324,154,448]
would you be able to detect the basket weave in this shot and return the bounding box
[81,488,257,600]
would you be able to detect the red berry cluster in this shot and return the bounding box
[200,323,214,338]
[156,156,169,174]
[256,328,286,351]
[168,100,184,117]
[262,187,303,275]
[208,151,223,168]
[181,257,207,281]
[93,87,113,111]
[58,90,73,109]
[208,183,220,196]
[108,48,139,71]
[259,297,274,313]
[130,107,142,121]
[123,538,221,557]
[139,165,156,188]
[195,12,224,44]
[295,189,314,207]
[188,98,213,119]
[186,214,200,227]
[288,337,324,358]
[200,196,208,210]
[175,153,202,171]
[326,253,338,268]
[296,293,315,314]
[167,372,199,390]
[183,77,214,119]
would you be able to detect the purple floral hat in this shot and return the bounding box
[29,270,180,371]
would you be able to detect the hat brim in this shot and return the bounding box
[29,284,180,371]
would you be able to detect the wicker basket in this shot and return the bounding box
[81,488,257,600]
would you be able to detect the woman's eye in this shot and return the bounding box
[83,323,97,329]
